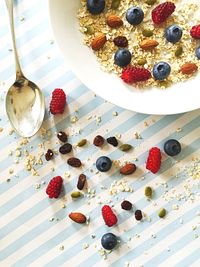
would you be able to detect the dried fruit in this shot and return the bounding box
[77,174,87,190]
[158,208,166,218]
[120,163,136,175]
[107,136,118,147]
[59,143,72,154]
[140,39,159,50]
[113,36,128,47]
[142,29,153,37]
[67,157,82,167]
[119,144,132,152]
[69,212,86,224]
[121,200,132,210]
[77,139,87,147]
[57,131,68,143]
[175,46,183,57]
[145,186,153,198]
[106,15,123,28]
[111,0,120,9]
[91,33,107,51]
[93,135,104,147]
[137,58,147,66]
[45,149,53,161]
[71,191,83,198]
[135,210,143,221]
[180,63,198,75]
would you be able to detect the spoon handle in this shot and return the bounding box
[5,0,24,78]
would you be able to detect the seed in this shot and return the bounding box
[45,149,54,161]
[71,191,83,198]
[111,0,121,9]
[175,46,183,57]
[137,58,147,66]
[119,144,132,152]
[77,174,87,190]
[145,186,153,198]
[142,29,153,37]
[93,135,104,147]
[57,131,68,143]
[146,0,157,5]
[121,200,132,210]
[77,139,87,147]
[107,136,118,147]
[85,26,94,35]
[135,210,143,221]
[158,208,166,218]
[59,143,72,154]
[67,157,82,167]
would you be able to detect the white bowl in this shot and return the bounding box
[49,0,200,115]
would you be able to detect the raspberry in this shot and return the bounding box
[152,2,175,25]
[102,205,118,227]
[121,66,151,84]
[46,176,63,198]
[50,88,66,114]
[146,147,161,174]
[190,25,200,39]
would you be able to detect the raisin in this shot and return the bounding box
[67,157,82,167]
[59,143,72,154]
[107,136,118,147]
[57,131,68,143]
[113,36,128,47]
[77,174,87,190]
[121,200,132,210]
[135,210,143,221]
[45,149,54,161]
[93,135,104,147]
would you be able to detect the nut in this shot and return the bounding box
[140,39,159,50]
[91,33,107,51]
[111,0,121,9]
[175,46,183,57]
[71,191,83,198]
[67,157,82,167]
[69,212,86,224]
[77,139,87,147]
[120,163,136,175]
[142,29,153,37]
[77,174,87,190]
[121,200,132,210]
[158,208,166,218]
[145,186,153,198]
[106,15,123,28]
[180,63,198,75]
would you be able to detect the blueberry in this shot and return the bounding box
[165,25,183,44]
[126,7,144,25]
[195,46,200,59]
[87,0,105,15]
[114,48,132,67]
[96,156,112,172]
[101,233,118,250]
[153,62,171,80]
[164,139,181,156]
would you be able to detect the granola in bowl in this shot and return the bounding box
[77,0,200,89]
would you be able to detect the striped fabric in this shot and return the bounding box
[0,1,200,266]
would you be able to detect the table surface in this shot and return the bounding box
[0,1,200,266]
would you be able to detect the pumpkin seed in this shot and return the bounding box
[137,58,147,66]
[146,0,157,5]
[111,0,121,9]
[145,186,153,198]
[142,29,153,37]
[77,139,87,147]
[119,144,132,152]
[85,26,94,35]
[158,208,166,218]
[175,46,183,57]
[71,191,83,198]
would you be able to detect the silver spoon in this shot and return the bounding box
[5,0,45,137]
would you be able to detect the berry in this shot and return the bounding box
[114,48,132,67]
[121,66,151,84]
[50,88,66,115]
[146,147,161,174]
[153,62,171,80]
[126,7,144,25]
[152,2,175,25]
[87,0,105,15]
[190,25,200,39]
[46,176,63,198]
[135,210,143,221]
[164,139,181,156]
[102,205,118,227]
[196,46,200,59]
[165,25,183,43]
[96,156,112,172]
[113,36,128,47]
[101,233,118,250]
[107,136,118,147]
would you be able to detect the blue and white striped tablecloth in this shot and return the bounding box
[0,1,200,266]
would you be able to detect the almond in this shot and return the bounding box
[180,63,198,75]
[91,33,107,51]
[140,39,159,50]
[120,163,136,175]
[69,212,86,224]
[106,15,123,28]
